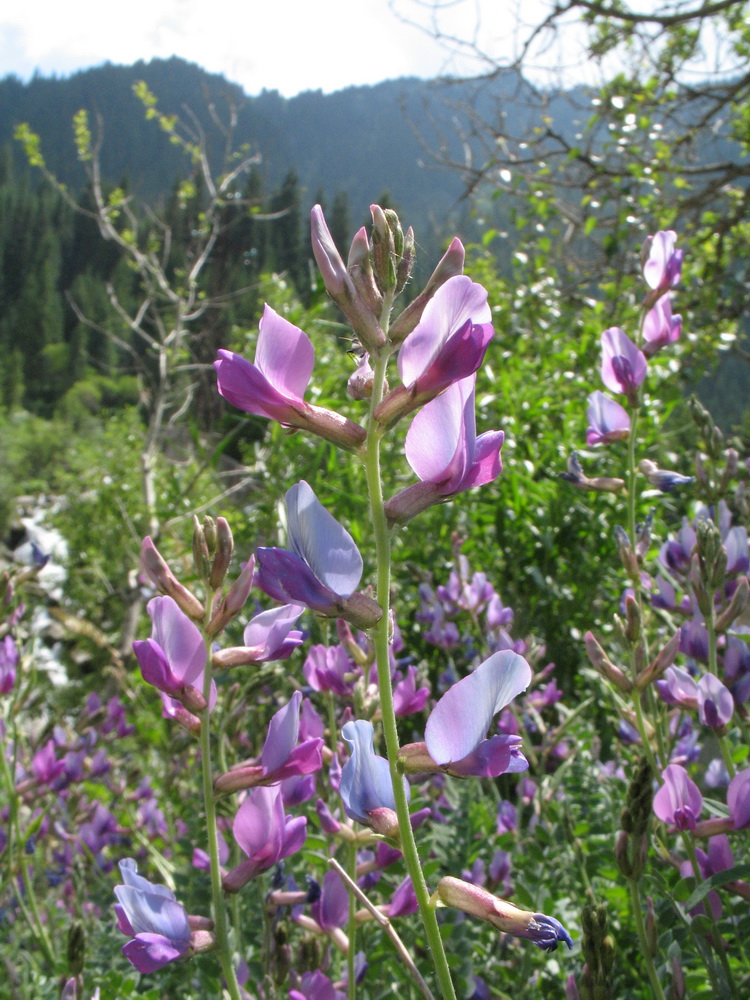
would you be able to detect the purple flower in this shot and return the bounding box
[653,764,702,830]
[586,391,630,445]
[496,800,517,835]
[290,969,346,1000]
[642,295,682,355]
[132,596,215,715]
[385,376,503,524]
[311,870,349,931]
[31,739,66,785]
[642,230,683,292]
[212,603,305,668]
[385,875,418,917]
[728,767,750,829]
[215,305,314,424]
[215,691,323,793]
[303,644,357,697]
[423,650,532,777]
[340,719,408,829]
[399,277,492,390]
[639,460,694,493]
[256,482,380,630]
[392,666,430,716]
[600,328,647,398]
[215,306,365,450]
[657,666,698,709]
[223,785,307,893]
[697,673,734,729]
[375,276,494,427]
[0,635,18,695]
[114,858,191,973]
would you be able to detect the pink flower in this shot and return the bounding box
[642,230,683,292]
[586,391,630,445]
[223,785,307,893]
[653,764,702,830]
[385,375,503,524]
[601,327,647,398]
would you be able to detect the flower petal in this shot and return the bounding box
[340,719,405,824]
[148,596,205,687]
[399,276,490,386]
[286,481,362,598]
[255,305,315,400]
[425,651,532,765]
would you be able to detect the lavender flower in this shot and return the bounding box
[653,764,702,831]
[114,859,191,973]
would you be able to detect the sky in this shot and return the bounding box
[0,0,597,98]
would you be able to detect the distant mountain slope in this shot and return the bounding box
[0,57,510,248]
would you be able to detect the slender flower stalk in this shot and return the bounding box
[198,593,242,1000]
[362,302,458,1000]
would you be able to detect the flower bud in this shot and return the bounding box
[140,537,204,620]
[389,237,465,344]
[636,631,680,690]
[624,594,641,644]
[614,526,641,579]
[209,517,233,590]
[584,631,633,693]
[206,556,255,635]
[716,575,750,631]
[370,204,397,294]
[192,515,212,582]
[437,877,572,951]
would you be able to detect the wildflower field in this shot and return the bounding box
[2,188,749,1000]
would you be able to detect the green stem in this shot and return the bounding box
[628,878,667,1000]
[362,349,457,1000]
[200,608,242,1000]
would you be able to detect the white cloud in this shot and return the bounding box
[0,0,474,96]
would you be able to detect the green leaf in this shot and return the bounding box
[682,864,750,911]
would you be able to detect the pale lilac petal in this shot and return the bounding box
[261,691,302,775]
[697,673,734,728]
[459,430,504,489]
[242,604,305,655]
[282,814,308,857]
[123,933,183,973]
[214,349,301,420]
[405,378,473,487]
[425,651,532,765]
[725,526,749,574]
[728,767,750,828]
[132,639,181,694]
[340,719,405,823]
[643,231,682,290]
[312,870,349,931]
[255,305,315,400]
[586,391,630,445]
[114,860,190,949]
[447,734,529,777]
[256,548,341,612]
[653,764,702,829]
[233,785,285,863]
[286,481,362,598]
[663,666,698,707]
[399,276,491,386]
[601,328,647,396]
[148,596,205,687]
